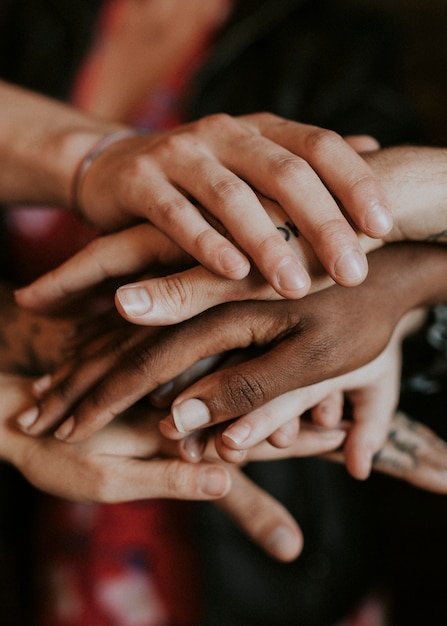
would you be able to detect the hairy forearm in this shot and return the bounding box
[0,81,122,207]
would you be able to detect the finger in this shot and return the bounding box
[116,265,273,326]
[310,390,345,428]
[168,312,362,437]
[344,135,381,153]
[171,155,311,298]
[215,129,368,287]
[267,418,300,449]
[15,224,190,313]
[18,325,152,437]
[51,301,292,442]
[328,414,447,494]
[218,382,338,452]
[371,413,447,494]
[216,465,303,562]
[149,354,224,408]
[245,424,347,462]
[243,113,392,239]
[343,377,399,480]
[77,457,232,502]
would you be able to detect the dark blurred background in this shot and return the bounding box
[344,0,447,144]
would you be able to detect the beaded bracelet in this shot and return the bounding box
[71,128,147,213]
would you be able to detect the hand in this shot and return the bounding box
[15,115,392,321]
[75,113,391,292]
[18,144,447,328]
[17,243,447,444]
[214,328,405,480]
[15,204,330,324]
[242,413,447,495]
[4,373,349,562]
[177,311,420,480]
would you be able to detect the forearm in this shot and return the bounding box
[364,146,447,245]
[0,81,122,207]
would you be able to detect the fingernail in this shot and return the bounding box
[277,258,308,293]
[32,374,53,396]
[172,398,211,433]
[220,248,248,275]
[199,467,229,496]
[334,249,367,284]
[266,525,301,561]
[54,416,75,441]
[181,433,206,461]
[116,286,152,317]
[17,406,39,432]
[223,422,251,447]
[366,204,393,235]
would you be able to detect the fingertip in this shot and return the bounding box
[346,446,374,481]
[333,248,368,286]
[115,285,152,320]
[172,398,211,433]
[216,442,248,464]
[16,406,40,433]
[179,432,207,462]
[54,415,76,441]
[32,374,53,398]
[218,247,250,279]
[198,465,231,497]
[265,524,303,562]
[221,421,251,448]
[159,415,185,440]
[276,257,311,298]
[364,204,393,237]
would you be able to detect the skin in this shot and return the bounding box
[0,292,311,561]
[17,244,447,466]
[1,81,392,298]
[16,145,447,326]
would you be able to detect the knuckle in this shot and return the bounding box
[211,176,247,204]
[313,216,355,244]
[269,154,308,183]
[124,153,155,182]
[195,112,236,135]
[255,231,287,257]
[157,274,192,314]
[157,131,192,157]
[126,342,154,378]
[347,172,377,195]
[124,342,164,389]
[160,460,186,497]
[51,376,78,406]
[155,196,190,229]
[109,330,136,362]
[304,127,342,157]
[219,370,267,414]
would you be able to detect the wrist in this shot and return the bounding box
[44,123,126,208]
[0,81,124,207]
